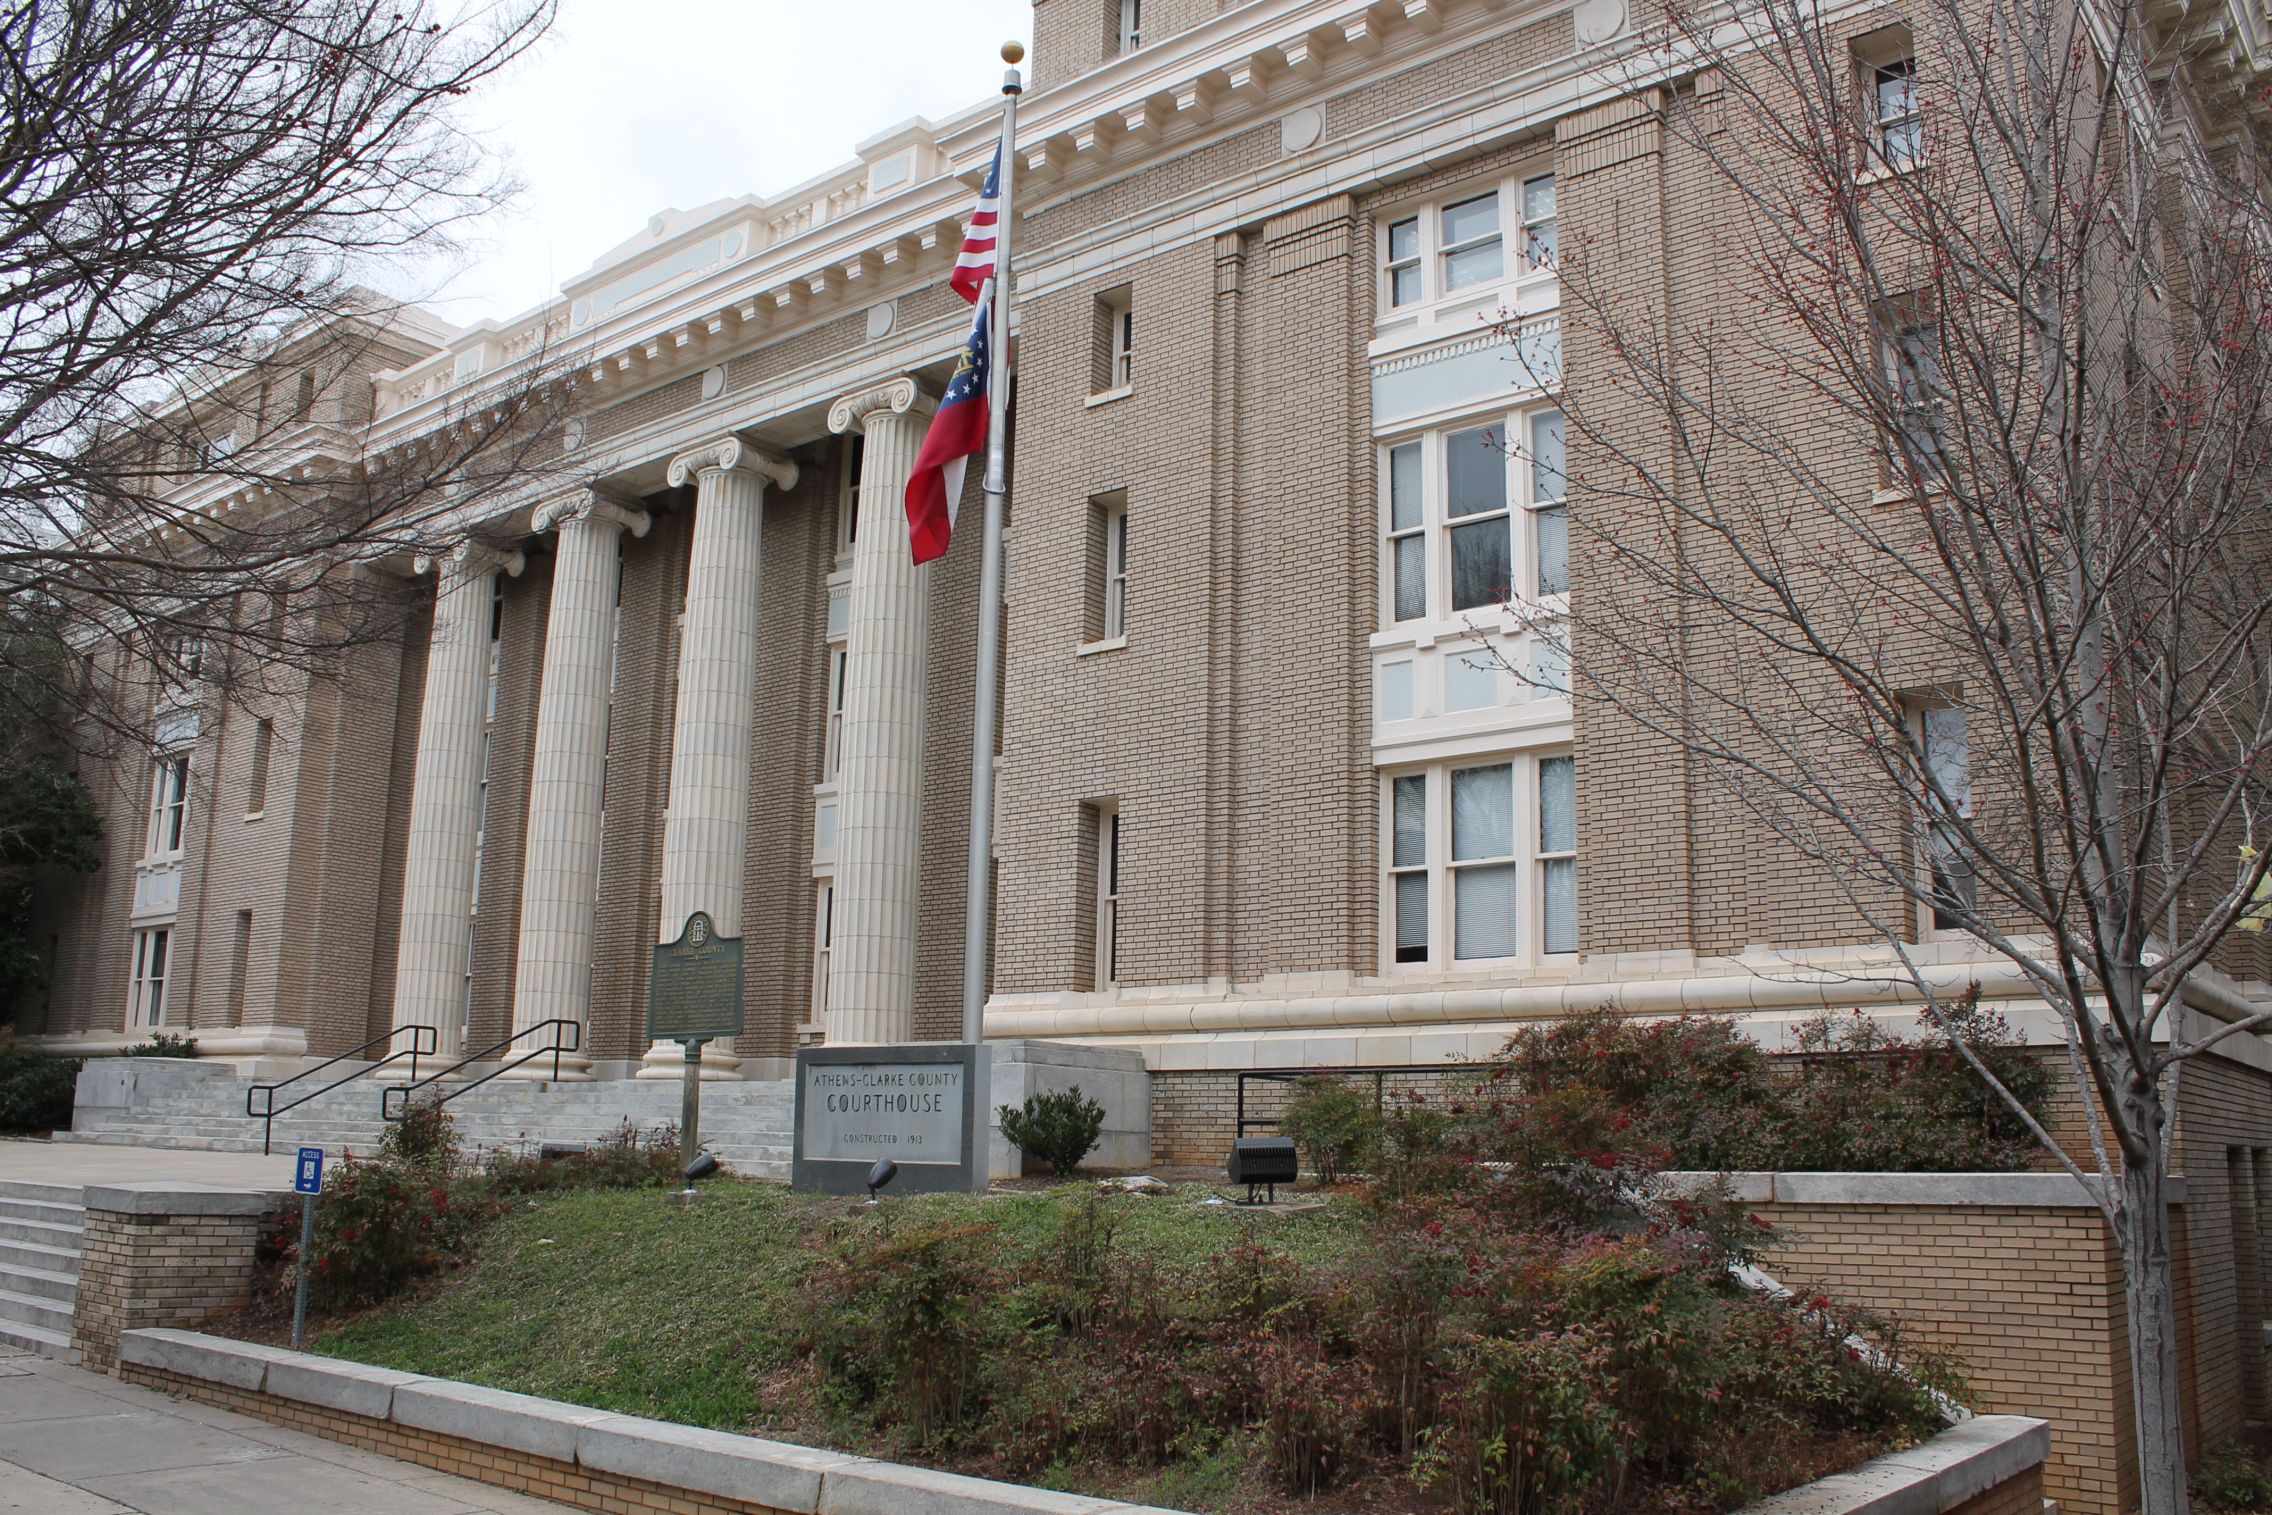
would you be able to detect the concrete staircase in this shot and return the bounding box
[57,1060,796,1179]
[0,1180,82,1360]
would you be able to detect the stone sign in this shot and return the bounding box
[792,1042,986,1195]
[647,911,744,1043]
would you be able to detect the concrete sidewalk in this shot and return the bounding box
[0,1138,297,1190]
[0,1346,571,1514]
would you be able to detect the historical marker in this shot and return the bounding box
[650,911,743,1172]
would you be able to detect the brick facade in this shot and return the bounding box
[73,1195,285,1374]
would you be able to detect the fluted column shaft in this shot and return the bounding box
[391,543,521,1057]
[638,437,797,1079]
[825,379,935,1045]
[505,493,650,1078]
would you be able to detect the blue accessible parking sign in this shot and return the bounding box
[294,1146,324,1194]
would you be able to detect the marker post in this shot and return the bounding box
[291,1145,324,1348]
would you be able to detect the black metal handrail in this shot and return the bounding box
[380,1019,582,1122]
[246,1024,438,1155]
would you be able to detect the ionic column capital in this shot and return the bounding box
[413,540,525,582]
[532,489,652,538]
[827,376,935,436]
[665,435,798,492]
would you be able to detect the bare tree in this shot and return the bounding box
[0,0,570,751]
[1496,0,2272,1508]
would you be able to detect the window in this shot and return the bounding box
[1381,171,1556,311]
[291,371,315,421]
[1383,408,1568,624]
[170,634,204,687]
[1883,315,1946,478]
[812,881,834,1022]
[1520,174,1558,270]
[1440,193,1502,292]
[127,927,170,1028]
[1917,703,1974,931]
[246,718,272,816]
[1117,0,1142,53]
[1086,494,1130,644]
[1383,753,1577,968]
[1094,805,1121,989]
[146,754,190,858]
[1093,289,1134,393]
[1872,57,1922,169]
[838,431,864,554]
[822,646,848,780]
[194,429,238,470]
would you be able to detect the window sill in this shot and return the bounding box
[1856,158,1924,187]
[243,810,264,824]
[1084,386,1133,409]
[1077,635,1128,658]
[1870,480,1945,507]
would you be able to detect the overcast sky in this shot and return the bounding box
[410,0,1035,331]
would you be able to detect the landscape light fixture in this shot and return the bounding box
[865,1157,898,1205]
[670,1151,721,1205]
[1227,1136,1299,1205]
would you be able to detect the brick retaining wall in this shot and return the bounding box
[72,1183,289,1373]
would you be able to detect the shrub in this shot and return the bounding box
[999,1086,1105,1176]
[2197,1442,2272,1512]
[802,1216,1007,1445]
[1259,1341,1368,1495]
[485,1120,683,1195]
[302,1153,500,1306]
[378,1095,461,1173]
[119,1032,198,1059]
[1777,1004,2050,1172]
[1279,1075,1381,1185]
[0,1044,78,1131]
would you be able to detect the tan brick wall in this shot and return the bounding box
[1948,1460,2044,1515]
[119,1366,791,1515]
[74,1207,278,1375]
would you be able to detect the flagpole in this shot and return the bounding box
[962,43,1021,1046]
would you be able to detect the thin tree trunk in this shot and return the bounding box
[2119,1089,2190,1515]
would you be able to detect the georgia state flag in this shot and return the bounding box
[903,286,991,565]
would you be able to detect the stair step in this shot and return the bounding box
[0,1318,75,1362]
[0,1287,71,1331]
[0,1182,84,1208]
[0,1266,75,1305]
[0,1239,78,1277]
[0,1198,84,1228]
[0,1218,80,1248]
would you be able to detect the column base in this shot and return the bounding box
[497,1052,595,1082]
[634,1039,744,1080]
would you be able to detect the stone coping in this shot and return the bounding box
[117,1329,1185,1515]
[1738,1415,2049,1514]
[1659,1170,2185,1208]
[83,1180,296,1216]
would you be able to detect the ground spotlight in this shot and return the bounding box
[865,1157,898,1205]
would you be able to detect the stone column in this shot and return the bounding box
[504,492,650,1079]
[637,436,797,1079]
[824,378,935,1045]
[390,542,521,1059]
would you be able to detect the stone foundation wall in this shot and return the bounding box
[73,1184,288,1373]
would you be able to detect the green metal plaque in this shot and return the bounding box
[648,911,745,1042]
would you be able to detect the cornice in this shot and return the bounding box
[664,435,799,492]
[413,540,525,581]
[826,376,934,435]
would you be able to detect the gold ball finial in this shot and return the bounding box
[1002,40,1025,64]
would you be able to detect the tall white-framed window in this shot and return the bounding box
[126,926,171,1028]
[1379,170,1557,312]
[838,431,864,556]
[1102,498,1129,640]
[822,646,849,780]
[145,753,190,859]
[1094,804,1121,990]
[1882,314,1947,479]
[1117,0,1143,53]
[1110,298,1134,390]
[170,634,205,687]
[1381,752,1577,969]
[1914,702,1973,933]
[811,879,835,1022]
[1871,56,1923,170]
[1381,406,1569,625]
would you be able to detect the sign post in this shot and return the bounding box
[290,1145,324,1347]
[649,911,743,1175]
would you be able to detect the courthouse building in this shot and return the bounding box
[19,0,2272,1160]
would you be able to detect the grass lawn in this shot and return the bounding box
[312,1178,1360,1438]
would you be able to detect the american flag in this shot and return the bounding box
[949,148,1002,304]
